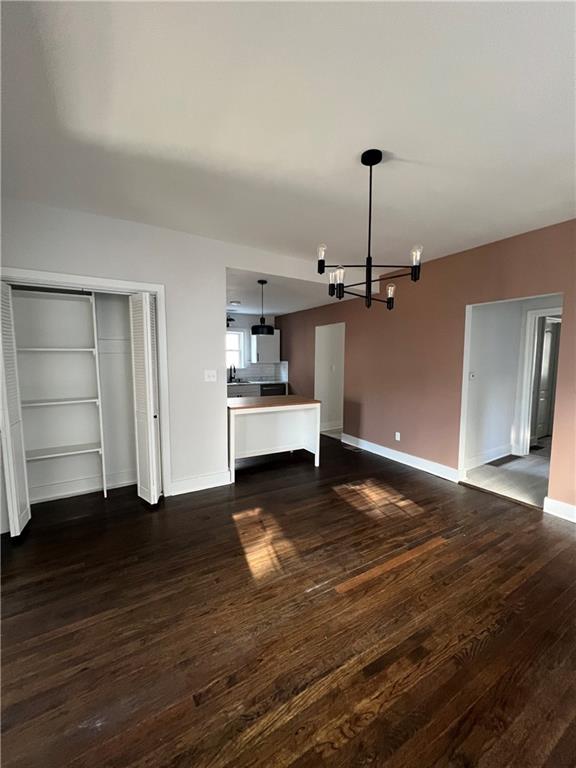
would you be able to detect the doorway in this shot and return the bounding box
[314,323,345,439]
[459,294,563,507]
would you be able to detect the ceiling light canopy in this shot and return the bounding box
[317,149,423,310]
[251,280,275,335]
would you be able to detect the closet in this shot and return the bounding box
[0,283,162,536]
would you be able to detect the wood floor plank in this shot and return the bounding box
[335,536,447,593]
[2,437,575,768]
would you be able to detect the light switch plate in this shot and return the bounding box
[395,431,401,442]
[204,369,217,382]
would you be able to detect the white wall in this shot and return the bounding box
[2,199,321,496]
[314,322,345,431]
[464,294,563,470]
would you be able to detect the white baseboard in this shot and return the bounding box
[30,470,137,504]
[167,469,232,496]
[321,420,343,432]
[464,444,512,471]
[543,496,576,524]
[341,433,459,483]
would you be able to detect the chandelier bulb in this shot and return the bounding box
[411,244,423,266]
[386,283,396,299]
[317,243,327,274]
[328,271,336,297]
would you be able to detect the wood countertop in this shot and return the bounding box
[227,395,320,410]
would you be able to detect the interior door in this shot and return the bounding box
[314,323,345,431]
[0,282,31,535]
[531,317,561,440]
[129,293,162,504]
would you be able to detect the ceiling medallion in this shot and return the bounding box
[317,149,423,309]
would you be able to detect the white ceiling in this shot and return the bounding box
[226,268,349,316]
[3,3,574,265]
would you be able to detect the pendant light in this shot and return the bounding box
[251,279,274,335]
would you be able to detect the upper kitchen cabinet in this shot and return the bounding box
[251,330,280,363]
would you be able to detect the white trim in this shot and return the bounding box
[543,496,576,524]
[341,433,459,483]
[2,267,163,295]
[225,328,246,369]
[1,267,173,496]
[515,306,562,456]
[168,469,232,496]
[457,304,473,478]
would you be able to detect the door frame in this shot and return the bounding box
[516,306,562,456]
[457,294,563,480]
[1,267,172,495]
[314,321,345,432]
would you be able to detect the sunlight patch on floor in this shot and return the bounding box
[232,507,298,582]
[332,478,419,521]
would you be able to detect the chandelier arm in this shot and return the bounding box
[344,280,373,289]
[324,263,416,269]
[345,274,408,289]
[343,289,390,305]
[379,271,412,279]
[372,264,415,269]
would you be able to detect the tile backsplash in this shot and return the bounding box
[233,361,288,382]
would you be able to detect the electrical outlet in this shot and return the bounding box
[204,369,217,383]
[395,431,401,442]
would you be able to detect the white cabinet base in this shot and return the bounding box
[228,401,320,482]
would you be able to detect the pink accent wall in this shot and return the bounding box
[276,220,576,506]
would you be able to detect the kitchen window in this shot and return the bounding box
[226,330,245,368]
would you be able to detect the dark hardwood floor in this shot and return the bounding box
[2,437,576,767]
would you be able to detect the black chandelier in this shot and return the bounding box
[317,149,423,309]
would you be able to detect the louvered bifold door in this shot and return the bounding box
[0,282,31,535]
[129,293,162,504]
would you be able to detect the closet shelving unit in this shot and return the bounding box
[14,289,107,497]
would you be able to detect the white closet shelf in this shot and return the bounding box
[22,397,99,408]
[26,443,102,461]
[17,347,96,353]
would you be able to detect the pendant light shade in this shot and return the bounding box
[251,280,275,336]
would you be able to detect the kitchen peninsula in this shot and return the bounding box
[228,396,321,482]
